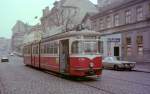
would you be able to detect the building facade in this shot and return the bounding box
[0,37,11,55]
[40,0,98,37]
[11,20,32,53]
[23,24,43,44]
[91,0,150,63]
[97,0,123,8]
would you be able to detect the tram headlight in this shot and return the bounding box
[89,62,94,68]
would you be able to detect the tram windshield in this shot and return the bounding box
[71,40,100,55]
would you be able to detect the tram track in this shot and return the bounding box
[78,81,116,94]
[41,70,116,94]
[103,75,150,87]
[27,66,150,94]
[26,66,150,94]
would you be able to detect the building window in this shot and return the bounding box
[126,37,132,56]
[136,35,143,56]
[99,19,104,30]
[106,16,111,28]
[92,20,97,30]
[136,6,143,21]
[149,3,150,12]
[114,14,119,26]
[125,10,132,24]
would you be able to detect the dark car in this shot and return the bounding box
[1,56,9,62]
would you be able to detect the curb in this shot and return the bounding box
[133,69,150,73]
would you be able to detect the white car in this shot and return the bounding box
[10,53,14,56]
[102,57,136,70]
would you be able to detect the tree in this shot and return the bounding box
[49,5,78,32]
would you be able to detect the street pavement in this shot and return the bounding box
[0,55,150,94]
[134,63,150,73]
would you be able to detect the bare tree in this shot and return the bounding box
[62,6,78,32]
[49,5,78,32]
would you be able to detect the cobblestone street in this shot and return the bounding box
[0,56,150,94]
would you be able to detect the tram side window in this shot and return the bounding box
[72,41,79,54]
[27,47,30,54]
[23,47,26,54]
[36,46,38,54]
[25,48,27,54]
[47,43,50,53]
[44,44,47,54]
[46,42,58,54]
[53,43,58,54]
[40,45,44,54]
[28,47,30,54]
[33,47,35,54]
[49,43,53,54]
[43,44,46,54]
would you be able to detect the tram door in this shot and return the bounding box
[59,39,69,74]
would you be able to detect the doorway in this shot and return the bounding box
[114,46,120,57]
[59,39,69,74]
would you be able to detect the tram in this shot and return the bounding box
[23,30,102,77]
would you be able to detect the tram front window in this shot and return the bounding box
[71,41,100,54]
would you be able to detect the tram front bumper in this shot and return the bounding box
[71,68,102,77]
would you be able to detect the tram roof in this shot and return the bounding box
[42,30,101,42]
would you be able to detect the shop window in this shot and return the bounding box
[137,35,143,56]
[126,37,132,56]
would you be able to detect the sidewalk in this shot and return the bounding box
[134,62,150,73]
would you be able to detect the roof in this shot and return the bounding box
[42,30,101,42]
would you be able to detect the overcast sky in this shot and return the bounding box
[0,0,97,38]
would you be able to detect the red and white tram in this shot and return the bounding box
[23,31,102,77]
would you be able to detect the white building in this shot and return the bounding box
[11,20,32,53]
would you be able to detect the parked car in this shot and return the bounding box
[9,52,14,56]
[102,56,136,70]
[1,56,9,62]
